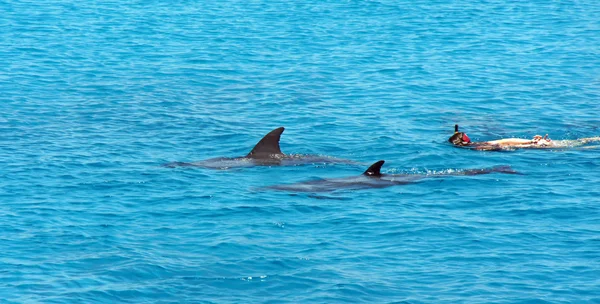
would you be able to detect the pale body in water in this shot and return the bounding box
[164,127,355,169]
[264,160,520,193]
[449,125,600,151]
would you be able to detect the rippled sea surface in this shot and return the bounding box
[2,0,600,303]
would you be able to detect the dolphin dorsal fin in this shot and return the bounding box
[455,124,459,133]
[246,127,285,158]
[363,160,385,177]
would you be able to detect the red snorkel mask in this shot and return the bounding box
[461,133,470,144]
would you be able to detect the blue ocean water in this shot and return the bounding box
[1,0,600,302]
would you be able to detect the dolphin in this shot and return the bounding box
[263,160,520,192]
[164,127,355,169]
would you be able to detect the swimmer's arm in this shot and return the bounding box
[485,138,534,146]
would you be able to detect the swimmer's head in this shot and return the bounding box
[448,124,471,146]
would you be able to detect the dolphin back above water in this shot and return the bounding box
[164,127,355,169]
[264,160,520,192]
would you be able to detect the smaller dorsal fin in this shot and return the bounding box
[455,124,459,133]
[246,127,285,158]
[363,160,385,177]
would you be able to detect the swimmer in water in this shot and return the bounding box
[448,125,600,151]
